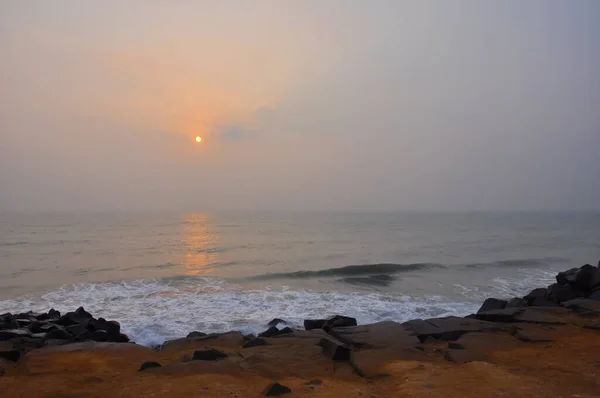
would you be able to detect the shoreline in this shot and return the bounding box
[1,262,600,396]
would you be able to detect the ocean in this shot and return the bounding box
[1,211,598,347]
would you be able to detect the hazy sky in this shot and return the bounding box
[1,1,599,212]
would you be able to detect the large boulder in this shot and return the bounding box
[556,264,600,292]
[474,308,521,322]
[477,298,507,313]
[546,283,582,304]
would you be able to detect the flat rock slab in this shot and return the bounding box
[149,358,244,376]
[403,317,501,341]
[349,347,428,378]
[238,344,335,379]
[514,308,569,325]
[475,308,522,322]
[329,321,420,349]
[563,299,600,315]
[441,332,522,364]
[161,332,244,355]
[511,324,556,343]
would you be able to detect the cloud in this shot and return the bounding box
[216,125,257,142]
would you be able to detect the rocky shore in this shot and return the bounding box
[1,262,600,397]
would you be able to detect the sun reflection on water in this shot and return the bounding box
[183,213,218,276]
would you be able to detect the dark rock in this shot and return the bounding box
[264,382,291,396]
[589,289,600,301]
[186,331,207,339]
[448,342,465,350]
[304,319,327,330]
[529,297,560,307]
[44,339,72,347]
[318,337,351,360]
[403,317,500,342]
[506,298,528,308]
[524,288,547,305]
[563,299,600,315]
[139,361,161,371]
[258,326,280,338]
[0,347,21,362]
[243,338,269,348]
[557,267,582,285]
[57,307,93,327]
[557,264,600,291]
[303,315,357,331]
[546,283,582,304]
[329,321,420,349]
[45,328,73,341]
[267,318,286,327]
[0,367,4,376]
[29,321,57,334]
[0,329,31,341]
[15,319,33,328]
[66,323,88,337]
[75,307,93,319]
[513,329,553,343]
[91,330,110,342]
[114,333,129,343]
[48,309,61,319]
[243,334,256,342]
[477,298,507,313]
[325,315,357,330]
[20,337,46,349]
[0,320,20,330]
[192,348,228,361]
[474,308,521,322]
[275,327,294,336]
[515,308,568,324]
[89,318,120,336]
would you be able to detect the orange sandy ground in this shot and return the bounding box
[1,321,600,398]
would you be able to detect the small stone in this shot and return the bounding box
[192,348,228,361]
[264,382,291,396]
[139,361,161,371]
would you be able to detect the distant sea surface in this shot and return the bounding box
[1,212,598,347]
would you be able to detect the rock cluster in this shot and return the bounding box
[476,263,600,315]
[0,307,128,361]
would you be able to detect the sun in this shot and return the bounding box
[195,136,202,143]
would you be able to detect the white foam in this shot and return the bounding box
[0,277,478,347]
